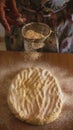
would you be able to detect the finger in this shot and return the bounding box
[17,17,27,24]
[6,10,27,24]
[0,6,10,31]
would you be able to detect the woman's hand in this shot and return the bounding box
[0,0,26,32]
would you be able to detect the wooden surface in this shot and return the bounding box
[0,51,73,130]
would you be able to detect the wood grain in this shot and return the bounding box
[0,51,73,130]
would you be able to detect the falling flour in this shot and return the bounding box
[23,52,42,61]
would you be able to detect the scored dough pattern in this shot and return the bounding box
[8,68,62,124]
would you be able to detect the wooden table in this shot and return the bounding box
[0,51,73,130]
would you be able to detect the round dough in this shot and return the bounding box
[7,67,63,125]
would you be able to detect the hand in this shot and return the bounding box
[0,0,26,32]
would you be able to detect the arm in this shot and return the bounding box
[0,0,26,32]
